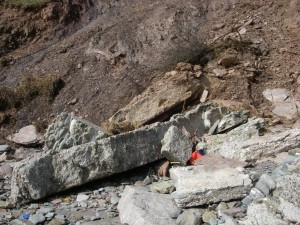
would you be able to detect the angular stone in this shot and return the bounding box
[44,113,111,151]
[118,186,179,225]
[216,111,249,133]
[10,219,35,225]
[200,90,209,103]
[149,179,174,194]
[207,119,300,162]
[262,88,290,102]
[176,209,202,225]
[6,125,43,147]
[161,126,192,165]
[238,201,288,225]
[76,194,89,202]
[170,166,251,207]
[109,63,204,127]
[272,101,298,120]
[202,211,217,223]
[29,214,46,224]
[0,145,11,152]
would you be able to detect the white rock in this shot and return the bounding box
[6,125,43,146]
[262,88,290,102]
[170,166,251,207]
[76,194,89,202]
[118,186,179,225]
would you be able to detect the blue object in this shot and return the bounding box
[22,213,30,220]
[198,149,205,155]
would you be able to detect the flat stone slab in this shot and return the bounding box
[6,125,43,147]
[262,88,290,102]
[170,165,252,207]
[206,118,300,162]
[118,186,179,225]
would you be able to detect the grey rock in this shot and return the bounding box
[258,174,276,191]
[118,186,180,225]
[207,119,300,162]
[76,194,89,202]
[210,218,218,225]
[11,104,229,204]
[6,125,43,147]
[10,219,35,225]
[149,179,174,194]
[202,211,217,223]
[170,166,251,207]
[36,207,54,215]
[255,181,270,196]
[241,196,253,206]
[110,196,120,205]
[249,188,265,200]
[238,201,288,225]
[44,113,111,151]
[48,219,65,225]
[29,214,46,225]
[170,209,183,219]
[0,145,11,152]
[216,111,249,133]
[272,101,298,120]
[176,209,202,225]
[263,88,290,102]
[161,125,193,165]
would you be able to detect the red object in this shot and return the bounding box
[189,151,203,164]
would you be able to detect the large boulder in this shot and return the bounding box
[10,122,169,204]
[109,62,205,127]
[6,125,43,147]
[118,186,179,225]
[170,157,252,207]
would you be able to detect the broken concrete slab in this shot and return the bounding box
[10,103,229,204]
[10,122,170,204]
[118,186,179,225]
[170,165,252,207]
[6,125,43,147]
[216,111,249,133]
[161,125,192,165]
[44,112,111,151]
[109,62,205,127]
